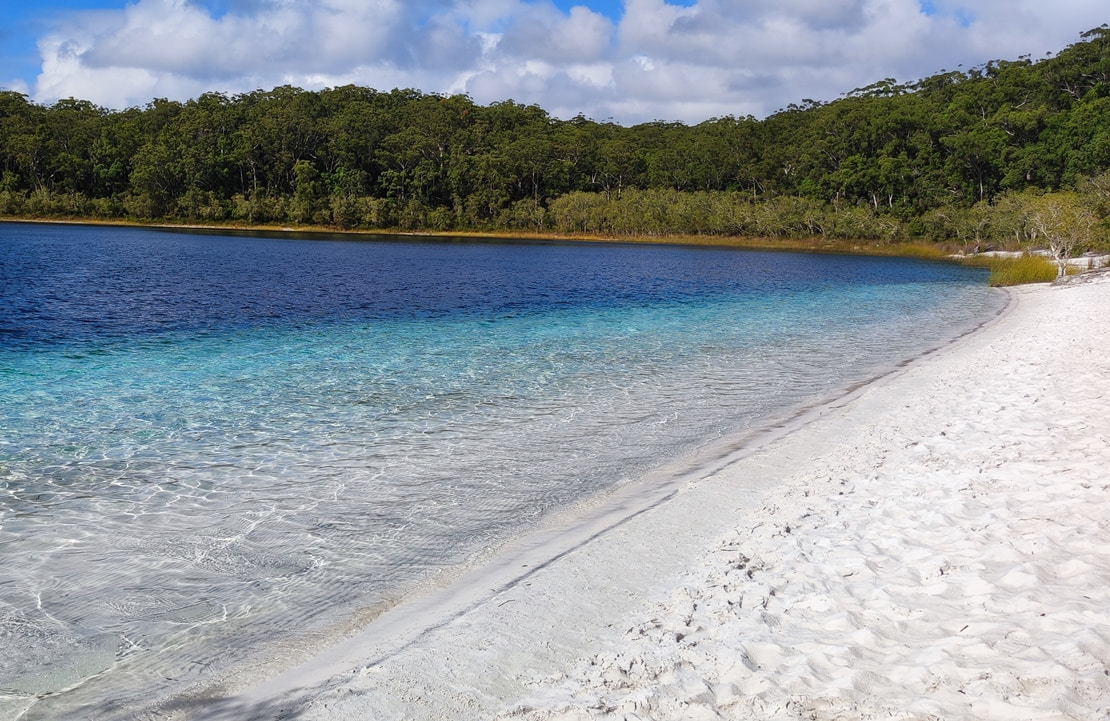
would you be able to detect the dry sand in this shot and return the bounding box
[201,275,1110,721]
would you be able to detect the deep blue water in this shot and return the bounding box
[0,222,1002,719]
[2,224,972,346]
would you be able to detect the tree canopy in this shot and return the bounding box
[2,26,1110,249]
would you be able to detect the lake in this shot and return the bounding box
[0,222,1003,719]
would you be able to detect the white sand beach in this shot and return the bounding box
[201,274,1110,721]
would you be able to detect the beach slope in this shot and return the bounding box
[203,276,1110,721]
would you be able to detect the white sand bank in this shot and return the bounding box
[201,276,1110,721]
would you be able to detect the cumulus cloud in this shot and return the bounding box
[26,0,1110,123]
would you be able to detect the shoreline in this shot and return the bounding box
[195,279,1110,718]
[1,221,1014,721]
[0,215,960,259]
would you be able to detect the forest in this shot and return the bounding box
[2,26,1110,250]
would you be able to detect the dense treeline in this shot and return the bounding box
[2,27,1110,248]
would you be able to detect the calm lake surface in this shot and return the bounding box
[0,223,1003,718]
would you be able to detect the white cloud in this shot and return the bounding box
[2,78,32,96]
[27,0,1110,123]
[498,4,613,62]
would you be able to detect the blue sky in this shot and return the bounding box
[1,1,1106,124]
[549,1,692,16]
[552,1,622,16]
[0,2,85,86]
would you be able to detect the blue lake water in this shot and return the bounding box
[0,222,1003,718]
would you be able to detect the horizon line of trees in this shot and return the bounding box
[2,26,1110,250]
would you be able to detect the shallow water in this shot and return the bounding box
[0,223,1003,718]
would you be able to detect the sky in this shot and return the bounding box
[0,0,1107,124]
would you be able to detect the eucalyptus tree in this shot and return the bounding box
[1025,191,1099,274]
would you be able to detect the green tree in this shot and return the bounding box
[1024,191,1098,274]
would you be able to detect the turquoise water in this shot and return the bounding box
[0,224,1003,718]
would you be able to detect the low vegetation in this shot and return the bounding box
[961,254,1062,286]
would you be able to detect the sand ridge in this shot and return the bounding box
[201,278,1110,721]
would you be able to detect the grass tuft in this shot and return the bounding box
[960,254,1059,286]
